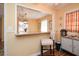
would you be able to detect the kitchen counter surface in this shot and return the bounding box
[63,36,79,41]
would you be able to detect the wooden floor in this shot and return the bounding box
[39,49,75,56]
[0,42,4,56]
[0,42,76,56]
[0,48,75,56]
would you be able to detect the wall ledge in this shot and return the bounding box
[15,32,50,37]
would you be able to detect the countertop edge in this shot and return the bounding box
[15,32,50,37]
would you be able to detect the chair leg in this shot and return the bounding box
[41,45,43,56]
[53,40,54,56]
[50,45,51,55]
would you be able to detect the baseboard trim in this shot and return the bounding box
[31,48,55,56]
[31,50,47,56]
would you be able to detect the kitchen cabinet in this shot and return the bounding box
[61,37,79,55]
[61,37,73,53]
[73,40,79,55]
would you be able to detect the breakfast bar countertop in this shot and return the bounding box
[15,32,50,37]
[62,35,79,41]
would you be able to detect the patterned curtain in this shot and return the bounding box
[65,10,79,32]
[77,10,79,32]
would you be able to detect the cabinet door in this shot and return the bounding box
[61,37,72,53]
[73,40,79,55]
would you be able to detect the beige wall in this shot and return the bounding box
[28,19,40,33]
[5,3,51,56]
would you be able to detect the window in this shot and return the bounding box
[41,20,48,32]
[19,21,28,34]
[65,10,79,32]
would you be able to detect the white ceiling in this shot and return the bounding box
[45,3,68,9]
[21,3,68,9]
[21,3,67,7]
[17,5,48,20]
[46,3,68,7]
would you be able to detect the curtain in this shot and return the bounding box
[65,10,79,32]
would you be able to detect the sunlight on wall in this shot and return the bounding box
[41,19,48,32]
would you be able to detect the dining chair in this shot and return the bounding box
[40,38,54,56]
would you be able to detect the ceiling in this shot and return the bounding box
[21,3,68,7]
[45,3,68,9]
[45,3,68,7]
[17,3,68,20]
[17,5,48,20]
[21,3,68,9]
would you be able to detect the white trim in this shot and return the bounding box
[15,4,17,35]
[64,12,66,29]
[52,14,55,40]
[31,50,47,56]
[31,47,55,56]
[49,14,55,40]
[4,3,8,56]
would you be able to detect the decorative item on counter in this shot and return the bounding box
[60,29,67,36]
